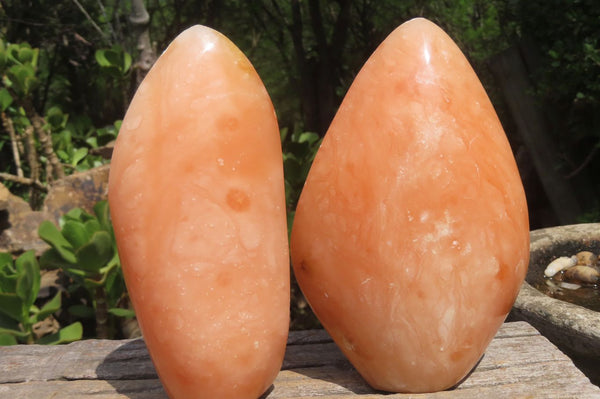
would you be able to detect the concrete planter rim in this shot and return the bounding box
[512,223,600,358]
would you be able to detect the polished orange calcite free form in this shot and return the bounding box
[291,18,529,393]
[108,26,289,399]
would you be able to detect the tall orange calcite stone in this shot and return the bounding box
[108,26,289,399]
[291,18,529,393]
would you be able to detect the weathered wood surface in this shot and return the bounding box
[0,321,598,398]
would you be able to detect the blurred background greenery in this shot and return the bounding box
[0,0,599,335]
[1,0,599,226]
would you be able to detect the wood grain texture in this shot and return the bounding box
[1,321,598,398]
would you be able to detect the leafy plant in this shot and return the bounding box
[0,39,63,206]
[38,200,134,339]
[49,109,117,172]
[282,129,322,234]
[95,45,132,78]
[0,38,120,205]
[0,251,82,345]
[1,42,40,98]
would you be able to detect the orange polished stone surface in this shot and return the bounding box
[290,18,529,393]
[108,26,289,399]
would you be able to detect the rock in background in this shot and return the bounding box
[0,183,51,255]
[0,165,110,256]
[43,164,110,223]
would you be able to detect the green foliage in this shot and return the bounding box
[282,129,322,234]
[0,36,120,198]
[95,45,132,78]
[0,88,13,111]
[0,0,597,333]
[0,251,83,345]
[50,110,119,172]
[0,42,40,98]
[38,200,134,338]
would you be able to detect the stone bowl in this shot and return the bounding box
[511,223,600,358]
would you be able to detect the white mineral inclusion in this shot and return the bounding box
[423,42,431,65]
[124,114,142,131]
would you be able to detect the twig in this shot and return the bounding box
[566,144,599,179]
[71,0,109,42]
[22,101,64,182]
[95,286,109,339]
[96,0,116,44]
[1,111,23,178]
[0,172,48,192]
[21,124,42,207]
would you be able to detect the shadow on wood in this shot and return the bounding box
[95,339,167,399]
[2,322,599,398]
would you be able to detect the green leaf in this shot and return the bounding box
[108,308,136,318]
[45,106,68,128]
[71,147,88,166]
[56,149,69,162]
[280,127,289,142]
[0,268,18,294]
[38,221,77,264]
[6,44,23,65]
[85,136,98,148]
[15,251,40,310]
[287,210,295,238]
[0,333,18,345]
[0,252,17,293]
[0,88,13,111]
[0,293,23,322]
[95,49,111,67]
[104,267,124,304]
[75,231,114,272]
[64,208,95,225]
[104,48,121,67]
[0,311,25,336]
[95,46,131,76]
[36,322,82,345]
[84,219,101,236]
[39,248,68,269]
[0,252,13,269]
[17,46,33,64]
[0,40,7,71]
[34,291,62,322]
[283,157,303,184]
[93,200,111,232]
[297,131,320,145]
[30,47,39,68]
[6,64,37,96]
[123,51,132,73]
[61,221,90,249]
[67,304,95,318]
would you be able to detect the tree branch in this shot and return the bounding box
[1,111,23,178]
[0,172,48,192]
[71,0,109,43]
[307,0,328,55]
[566,143,599,179]
[330,0,352,63]
[290,0,307,67]
[21,100,64,182]
[130,0,156,87]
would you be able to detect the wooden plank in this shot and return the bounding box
[0,321,598,398]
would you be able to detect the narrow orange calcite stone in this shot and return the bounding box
[108,26,289,399]
[291,18,529,393]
